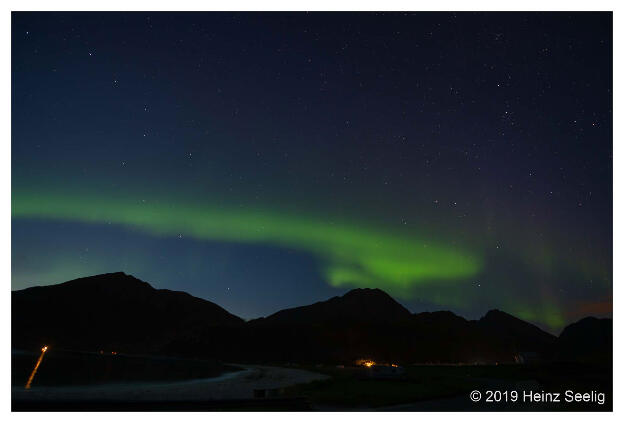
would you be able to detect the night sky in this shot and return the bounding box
[11,12,612,333]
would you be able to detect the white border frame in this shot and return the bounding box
[3,2,619,422]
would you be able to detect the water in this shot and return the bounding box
[12,349,240,389]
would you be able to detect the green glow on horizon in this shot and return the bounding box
[12,191,482,296]
[513,306,566,331]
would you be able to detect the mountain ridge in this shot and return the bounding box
[12,272,611,364]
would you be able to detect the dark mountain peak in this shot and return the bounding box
[59,272,156,298]
[339,287,407,307]
[559,316,612,340]
[342,287,386,297]
[254,287,411,326]
[479,309,544,329]
[69,271,149,285]
[562,315,611,327]
[477,308,556,355]
[12,272,154,299]
[479,309,554,336]
[328,287,411,315]
[481,309,511,320]
[12,272,244,355]
[556,316,612,362]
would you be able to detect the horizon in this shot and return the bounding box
[11,270,609,335]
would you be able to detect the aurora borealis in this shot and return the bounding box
[12,190,482,292]
[12,12,612,332]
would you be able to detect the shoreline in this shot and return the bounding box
[12,364,329,406]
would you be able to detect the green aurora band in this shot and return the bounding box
[13,191,481,298]
[13,190,578,330]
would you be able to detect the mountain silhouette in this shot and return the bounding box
[245,288,415,363]
[250,287,412,326]
[555,316,612,363]
[409,311,486,363]
[12,272,243,355]
[475,309,556,359]
[12,273,611,364]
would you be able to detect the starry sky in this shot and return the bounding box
[11,12,612,333]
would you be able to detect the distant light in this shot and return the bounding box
[25,346,49,389]
[356,359,376,368]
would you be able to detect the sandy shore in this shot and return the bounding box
[12,364,328,403]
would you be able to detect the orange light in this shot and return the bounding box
[25,346,49,389]
[355,358,376,367]
[391,363,398,367]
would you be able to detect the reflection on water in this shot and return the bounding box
[13,349,239,389]
[24,346,48,389]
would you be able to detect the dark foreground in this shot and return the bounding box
[12,398,314,412]
[12,355,611,411]
[12,349,238,387]
[12,350,329,411]
[282,362,612,411]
